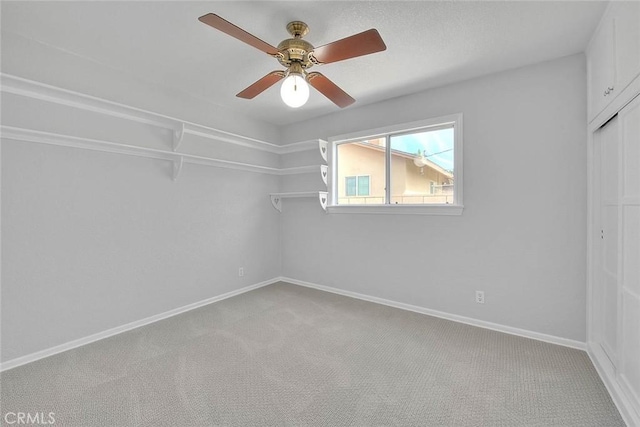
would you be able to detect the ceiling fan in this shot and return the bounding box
[198,13,387,108]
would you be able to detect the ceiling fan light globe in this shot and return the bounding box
[280,74,309,108]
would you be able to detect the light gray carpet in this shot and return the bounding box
[0,282,625,426]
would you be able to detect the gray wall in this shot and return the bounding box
[0,30,281,144]
[1,40,588,363]
[279,54,588,342]
[1,34,282,363]
[1,137,281,363]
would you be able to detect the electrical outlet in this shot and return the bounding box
[475,291,485,304]
[238,267,244,277]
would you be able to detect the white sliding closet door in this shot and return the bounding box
[594,115,620,366]
[591,95,640,421]
[618,95,640,405]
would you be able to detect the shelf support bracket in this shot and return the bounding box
[173,156,184,181]
[270,195,282,212]
[320,165,328,187]
[173,123,185,152]
[319,139,328,162]
[319,191,328,211]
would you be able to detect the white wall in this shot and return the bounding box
[279,54,588,342]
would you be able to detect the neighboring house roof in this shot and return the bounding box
[354,142,454,179]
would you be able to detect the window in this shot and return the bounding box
[330,114,463,215]
[346,176,356,196]
[357,176,370,196]
[345,175,370,197]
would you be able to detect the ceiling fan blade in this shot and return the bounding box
[307,72,355,108]
[311,29,386,64]
[236,71,285,99]
[198,13,279,56]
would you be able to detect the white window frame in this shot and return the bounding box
[328,113,463,215]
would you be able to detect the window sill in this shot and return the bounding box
[327,204,464,216]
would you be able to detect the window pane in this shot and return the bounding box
[336,138,386,205]
[345,176,356,196]
[389,127,454,205]
[357,176,370,196]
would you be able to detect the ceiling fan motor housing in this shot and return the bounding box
[277,21,315,69]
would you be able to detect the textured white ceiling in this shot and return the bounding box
[1,1,606,126]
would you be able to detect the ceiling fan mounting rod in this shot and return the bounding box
[286,21,309,38]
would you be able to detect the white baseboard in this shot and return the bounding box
[588,342,640,427]
[0,277,280,372]
[280,276,586,351]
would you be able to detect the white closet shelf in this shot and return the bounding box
[269,192,328,212]
[1,126,328,180]
[1,73,325,156]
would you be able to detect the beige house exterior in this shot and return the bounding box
[337,139,454,205]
